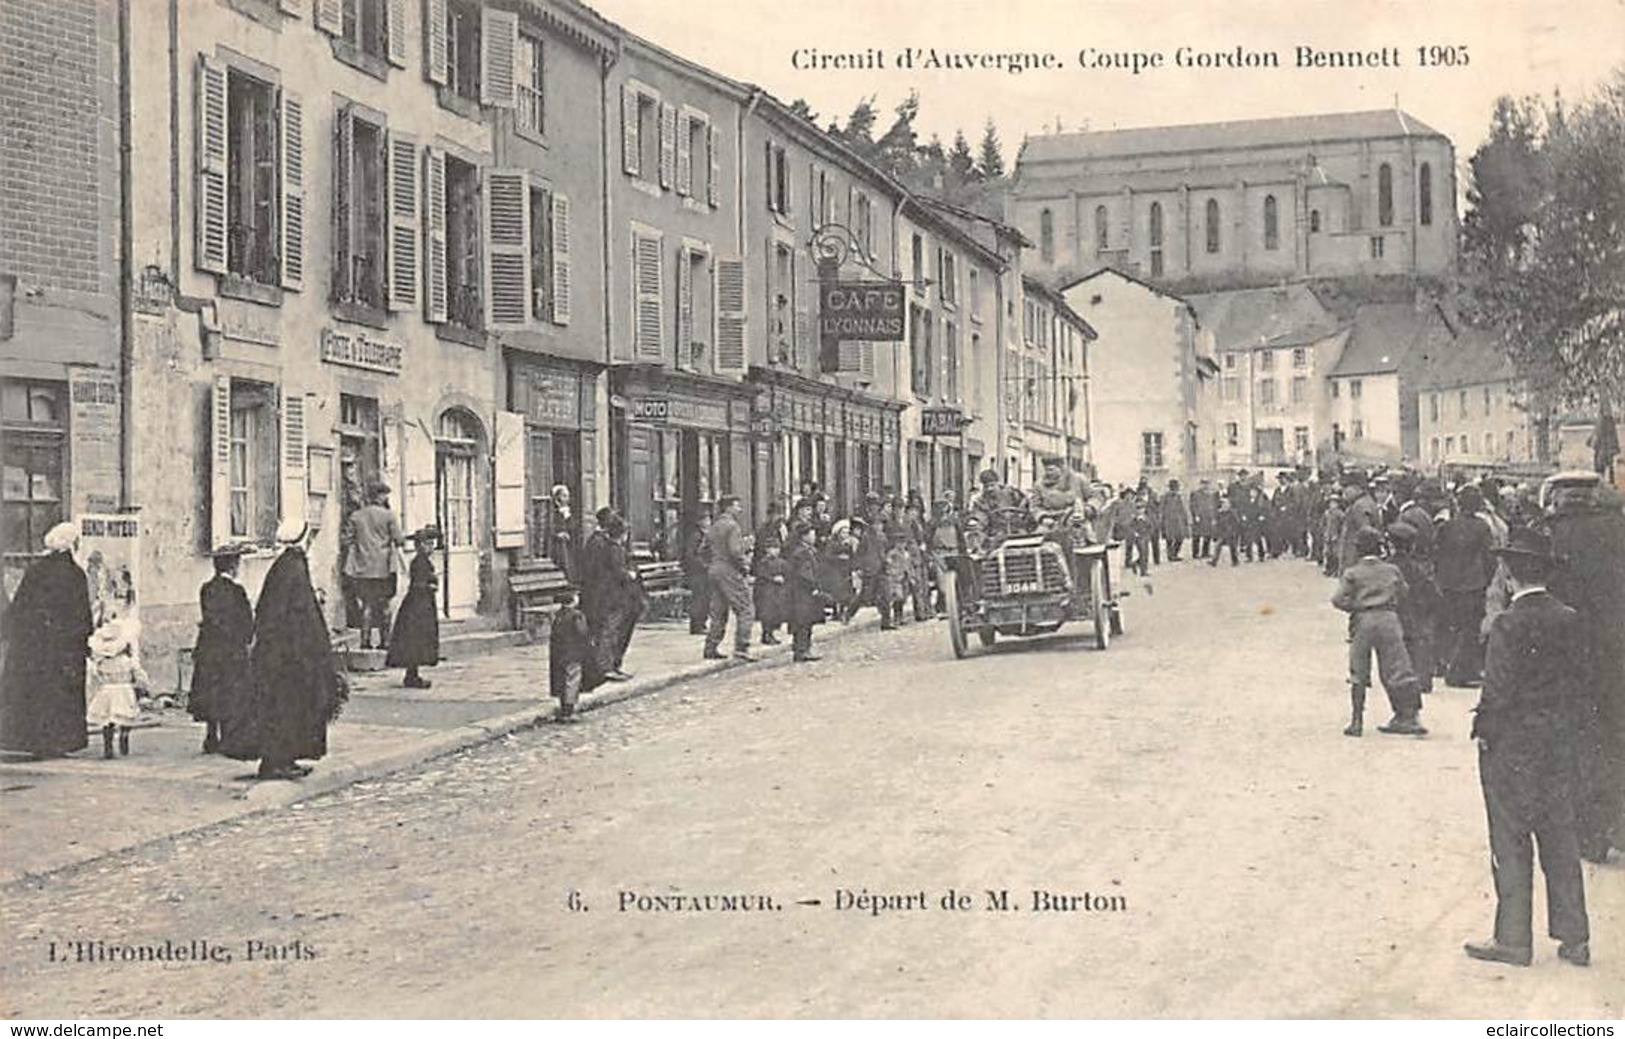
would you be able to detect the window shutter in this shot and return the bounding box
[380,404,402,513]
[402,418,437,532]
[480,7,517,108]
[621,85,639,176]
[715,256,746,375]
[494,411,526,550]
[279,0,301,13]
[578,430,597,517]
[859,342,876,380]
[386,0,408,67]
[280,390,308,533]
[658,103,676,190]
[675,247,693,368]
[484,169,532,329]
[633,232,665,360]
[194,54,228,275]
[764,140,774,209]
[386,131,419,311]
[675,114,692,197]
[837,338,861,373]
[549,193,571,325]
[424,0,448,85]
[210,375,232,549]
[792,254,810,369]
[707,124,721,208]
[278,90,305,292]
[333,104,354,303]
[315,0,343,35]
[422,147,448,323]
[807,163,817,226]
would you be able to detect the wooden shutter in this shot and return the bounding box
[480,7,517,109]
[626,426,651,540]
[315,0,343,34]
[731,436,752,520]
[658,102,676,190]
[278,90,305,291]
[386,131,419,311]
[280,390,308,532]
[386,0,409,67]
[494,411,526,549]
[578,431,597,517]
[194,54,228,275]
[715,256,746,375]
[793,255,811,370]
[380,404,403,517]
[402,418,437,531]
[837,340,861,373]
[633,231,664,360]
[333,104,354,303]
[210,375,232,549]
[860,342,877,381]
[279,0,301,13]
[422,148,448,322]
[675,113,692,197]
[549,193,571,325]
[764,140,774,210]
[707,124,721,208]
[675,247,693,368]
[621,85,639,176]
[424,0,448,85]
[807,163,818,226]
[484,169,531,329]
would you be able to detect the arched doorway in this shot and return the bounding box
[435,408,484,619]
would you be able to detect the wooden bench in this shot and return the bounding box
[508,561,576,632]
[635,559,686,593]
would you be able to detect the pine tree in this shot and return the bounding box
[949,130,977,183]
[977,118,1005,180]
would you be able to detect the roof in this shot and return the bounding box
[1414,322,1515,391]
[1060,265,1190,307]
[1019,110,1446,166]
[1328,302,1436,377]
[1022,276,1097,340]
[1187,285,1343,353]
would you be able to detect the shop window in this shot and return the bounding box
[1141,431,1164,470]
[1378,163,1394,227]
[1,380,67,563]
[650,428,682,560]
[1263,194,1279,251]
[333,104,388,313]
[444,155,482,331]
[446,0,482,104]
[515,34,544,136]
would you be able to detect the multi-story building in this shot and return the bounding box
[603,34,750,561]
[1416,325,1533,470]
[741,94,907,519]
[1010,110,1458,293]
[1061,268,1215,488]
[1190,284,1346,472]
[1322,302,1435,464]
[1010,278,1093,488]
[1,0,124,592]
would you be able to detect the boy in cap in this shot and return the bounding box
[1331,526,1428,736]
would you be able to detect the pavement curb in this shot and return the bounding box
[3,614,885,887]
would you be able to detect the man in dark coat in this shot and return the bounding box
[386,526,441,689]
[785,523,828,663]
[549,591,605,721]
[221,523,343,781]
[1189,479,1219,560]
[579,508,641,681]
[1464,527,1591,969]
[1436,486,1496,687]
[0,522,93,758]
[1337,477,1382,573]
[189,545,254,753]
[1160,480,1191,561]
[1546,484,1625,862]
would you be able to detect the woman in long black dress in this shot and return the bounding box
[189,546,253,753]
[387,526,441,689]
[0,522,93,758]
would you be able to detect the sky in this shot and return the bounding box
[588,0,1625,172]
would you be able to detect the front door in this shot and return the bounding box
[435,410,482,620]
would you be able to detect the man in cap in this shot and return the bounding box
[1465,527,1592,968]
[343,481,404,651]
[1189,478,1219,561]
[1337,473,1382,573]
[703,495,756,662]
[1332,526,1428,736]
[1160,479,1191,562]
[1436,486,1496,687]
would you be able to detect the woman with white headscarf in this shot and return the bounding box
[0,521,94,758]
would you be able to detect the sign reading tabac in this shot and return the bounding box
[320,328,404,375]
[819,281,905,341]
[920,406,966,437]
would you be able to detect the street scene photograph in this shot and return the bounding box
[1,0,1623,1021]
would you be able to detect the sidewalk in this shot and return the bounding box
[0,616,879,886]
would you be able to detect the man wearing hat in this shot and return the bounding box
[1332,526,1428,736]
[189,544,253,753]
[1465,527,1592,968]
[579,509,641,681]
[1436,486,1496,687]
[1337,474,1381,573]
[343,481,404,651]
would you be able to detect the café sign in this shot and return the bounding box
[818,281,905,341]
[320,328,403,375]
[920,406,966,437]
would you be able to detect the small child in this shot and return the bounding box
[549,592,604,722]
[786,524,829,662]
[1126,500,1153,576]
[87,613,149,758]
[754,543,789,646]
[1331,527,1427,737]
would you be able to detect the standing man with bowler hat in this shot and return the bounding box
[344,481,404,650]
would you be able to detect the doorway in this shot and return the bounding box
[435,409,482,619]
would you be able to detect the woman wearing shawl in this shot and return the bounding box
[0,522,93,758]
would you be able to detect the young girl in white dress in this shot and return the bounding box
[86,612,149,758]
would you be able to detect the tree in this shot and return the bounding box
[875,91,922,179]
[948,130,977,183]
[787,98,819,125]
[1462,95,1547,276]
[977,118,1005,180]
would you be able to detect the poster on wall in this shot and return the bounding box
[77,512,142,662]
[67,367,121,514]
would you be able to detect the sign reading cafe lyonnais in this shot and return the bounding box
[319,328,403,375]
[819,281,905,341]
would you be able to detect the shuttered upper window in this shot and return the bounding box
[444,155,482,331]
[632,228,665,360]
[621,83,661,184]
[446,1,482,102]
[516,34,544,136]
[333,104,388,312]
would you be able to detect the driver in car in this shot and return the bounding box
[970,468,1027,543]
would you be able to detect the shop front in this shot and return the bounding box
[505,355,600,572]
[910,405,972,505]
[747,370,902,521]
[610,369,754,562]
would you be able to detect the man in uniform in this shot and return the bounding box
[703,496,756,662]
[1465,527,1591,968]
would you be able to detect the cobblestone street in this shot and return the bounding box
[2,559,1620,1018]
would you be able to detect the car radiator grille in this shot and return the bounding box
[980,546,1069,595]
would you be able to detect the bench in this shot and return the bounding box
[635,559,686,593]
[508,561,576,633]
[630,558,690,623]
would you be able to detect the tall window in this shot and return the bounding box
[1290,376,1307,403]
[333,106,386,312]
[854,193,874,254]
[1094,205,1109,252]
[681,111,712,201]
[1483,386,1494,415]
[1259,349,1276,371]
[910,304,933,397]
[1141,431,1165,470]
[1258,379,1277,405]
[1350,379,1363,400]
[1225,422,1239,446]
[1310,209,1321,233]
[1039,208,1054,263]
[1263,194,1279,251]
[944,319,960,403]
[1429,393,1439,422]
[911,234,925,294]
[766,142,790,215]
[445,0,482,103]
[1,380,66,564]
[1377,162,1394,227]
[1292,347,1308,368]
[443,155,482,330]
[340,0,387,60]
[1149,201,1164,276]
[516,34,544,136]
[227,381,278,541]
[226,68,279,285]
[1205,199,1220,254]
[1370,235,1385,259]
[1352,419,1365,440]
[1294,426,1310,456]
[1418,162,1433,227]
[1458,389,1469,419]
[437,410,480,550]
